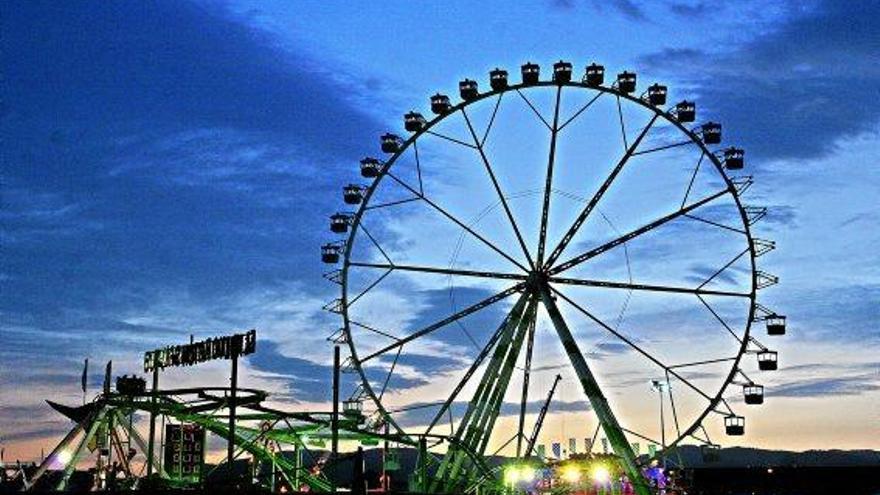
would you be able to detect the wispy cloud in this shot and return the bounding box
[770,374,880,398]
[639,0,880,161]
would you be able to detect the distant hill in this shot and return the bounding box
[670,445,880,468]
[275,445,880,477]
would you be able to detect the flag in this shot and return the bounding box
[632,442,641,455]
[601,438,609,454]
[103,361,112,395]
[536,444,546,458]
[648,444,657,456]
[551,442,561,459]
[81,358,89,394]
[569,438,577,456]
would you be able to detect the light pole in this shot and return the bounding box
[650,380,667,470]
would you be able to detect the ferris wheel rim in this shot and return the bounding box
[334,76,761,459]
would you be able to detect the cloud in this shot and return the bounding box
[667,1,711,17]
[547,0,646,20]
[769,374,880,398]
[2,0,385,315]
[639,1,880,161]
[0,1,385,451]
[246,341,338,403]
[777,284,879,342]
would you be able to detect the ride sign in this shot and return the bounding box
[143,329,256,372]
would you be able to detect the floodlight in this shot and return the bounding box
[504,465,520,484]
[591,464,611,483]
[561,464,581,483]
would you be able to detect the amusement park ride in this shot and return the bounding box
[11,59,787,494]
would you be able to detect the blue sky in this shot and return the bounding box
[2,0,879,459]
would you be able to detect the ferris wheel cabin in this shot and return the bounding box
[724,147,745,170]
[702,122,722,144]
[381,133,402,153]
[330,213,352,234]
[553,60,573,83]
[676,100,696,122]
[585,63,605,86]
[459,79,479,100]
[431,93,452,114]
[404,111,426,132]
[521,62,540,84]
[616,71,637,93]
[490,68,509,90]
[342,399,364,419]
[343,185,364,205]
[321,243,342,264]
[360,157,382,178]
[743,384,765,405]
[766,314,787,335]
[646,83,668,105]
[757,350,778,370]
[725,415,746,436]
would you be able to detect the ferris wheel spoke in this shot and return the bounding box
[377,347,402,402]
[680,152,705,209]
[544,114,660,269]
[684,213,747,235]
[619,426,662,449]
[632,139,694,157]
[363,197,421,211]
[414,140,425,195]
[350,320,403,343]
[514,89,552,130]
[668,356,739,371]
[461,107,536,270]
[357,283,526,364]
[536,86,563,266]
[424,130,479,149]
[695,294,745,344]
[549,276,751,298]
[549,187,729,275]
[385,171,529,272]
[616,95,629,150]
[557,91,604,132]
[348,261,528,282]
[549,285,715,403]
[359,222,394,264]
[480,93,504,147]
[696,247,750,290]
[665,371,683,440]
[347,267,393,307]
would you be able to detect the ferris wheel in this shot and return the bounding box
[321,59,786,492]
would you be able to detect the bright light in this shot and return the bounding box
[519,466,535,482]
[561,464,581,483]
[504,466,520,484]
[48,449,73,470]
[56,450,72,464]
[591,465,611,483]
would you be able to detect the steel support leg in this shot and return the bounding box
[538,282,650,495]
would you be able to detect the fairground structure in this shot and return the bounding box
[5,58,786,494]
